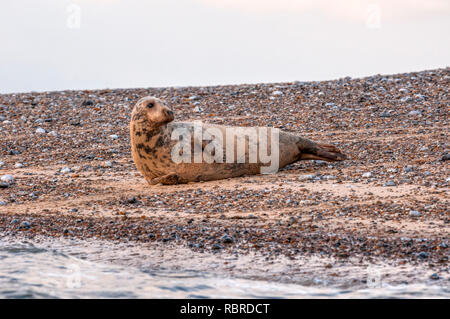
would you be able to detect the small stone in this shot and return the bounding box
[221,234,233,244]
[49,131,58,137]
[0,161,4,167]
[81,100,95,106]
[14,163,23,168]
[408,110,421,116]
[35,127,46,134]
[418,252,428,259]
[299,174,315,181]
[403,166,414,173]
[1,174,13,183]
[429,273,440,280]
[193,106,203,112]
[441,153,450,161]
[362,172,372,178]
[109,134,119,140]
[400,96,413,102]
[60,167,72,174]
[272,90,283,96]
[212,243,223,250]
[21,221,31,229]
[409,210,421,217]
[0,200,7,205]
[103,161,113,168]
[383,181,396,187]
[0,182,9,189]
[189,95,201,101]
[127,197,137,204]
[414,94,425,100]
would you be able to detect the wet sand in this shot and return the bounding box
[0,68,449,286]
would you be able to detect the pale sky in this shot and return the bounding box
[0,0,449,93]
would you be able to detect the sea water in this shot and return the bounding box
[0,238,448,299]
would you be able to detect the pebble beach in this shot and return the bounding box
[0,68,449,289]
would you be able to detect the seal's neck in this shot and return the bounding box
[143,125,163,138]
[131,119,167,144]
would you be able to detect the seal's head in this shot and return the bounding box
[131,96,174,128]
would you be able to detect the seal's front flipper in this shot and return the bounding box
[150,173,180,185]
[296,138,347,162]
[300,144,346,162]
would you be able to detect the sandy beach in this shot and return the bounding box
[0,68,448,288]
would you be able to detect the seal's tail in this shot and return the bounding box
[296,138,347,162]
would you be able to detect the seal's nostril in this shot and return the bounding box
[167,110,174,116]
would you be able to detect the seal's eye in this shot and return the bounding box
[147,102,155,108]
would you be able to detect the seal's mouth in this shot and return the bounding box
[165,110,174,123]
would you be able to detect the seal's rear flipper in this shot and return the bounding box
[150,173,181,185]
[297,141,347,162]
